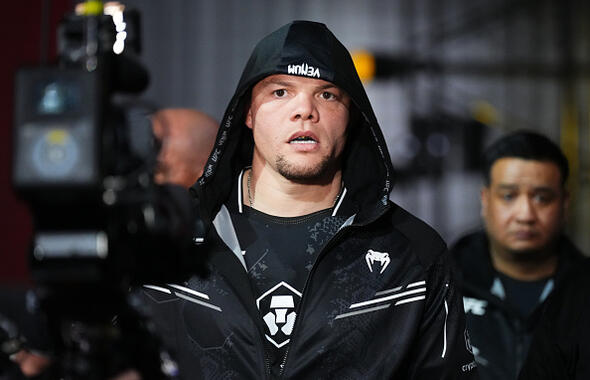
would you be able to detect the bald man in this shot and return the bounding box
[152,108,219,188]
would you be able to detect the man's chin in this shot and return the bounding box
[506,242,549,258]
[280,168,323,181]
[276,158,335,183]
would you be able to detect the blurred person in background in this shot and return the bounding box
[151,108,219,188]
[451,130,584,380]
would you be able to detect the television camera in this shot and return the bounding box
[11,2,202,378]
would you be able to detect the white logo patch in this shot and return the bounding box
[365,249,391,274]
[463,297,488,316]
[257,281,302,348]
[287,62,321,78]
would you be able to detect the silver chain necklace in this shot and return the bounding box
[247,168,254,207]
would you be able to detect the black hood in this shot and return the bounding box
[194,20,395,226]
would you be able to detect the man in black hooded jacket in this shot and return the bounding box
[141,20,477,379]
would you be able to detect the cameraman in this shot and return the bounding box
[152,108,219,189]
[6,108,218,379]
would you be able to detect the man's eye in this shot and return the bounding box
[501,193,515,201]
[322,91,336,100]
[321,91,336,100]
[533,193,554,204]
[273,89,287,97]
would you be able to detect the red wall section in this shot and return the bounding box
[0,0,72,284]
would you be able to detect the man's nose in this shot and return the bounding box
[290,93,318,122]
[515,196,536,223]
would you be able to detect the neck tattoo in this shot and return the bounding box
[246,168,343,210]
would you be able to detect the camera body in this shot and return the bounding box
[13,66,103,197]
[11,4,196,378]
[12,3,196,288]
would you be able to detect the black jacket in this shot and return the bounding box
[142,21,477,379]
[518,258,590,380]
[451,230,583,380]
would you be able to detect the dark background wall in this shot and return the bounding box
[121,0,590,253]
[2,0,589,284]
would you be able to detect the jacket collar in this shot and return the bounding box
[453,229,584,302]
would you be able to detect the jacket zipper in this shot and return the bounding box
[254,279,272,379]
[278,205,389,377]
[263,342,272,377]
[279,347,289,375]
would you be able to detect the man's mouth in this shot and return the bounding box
[512,230,537,240]
[289,136,317,144]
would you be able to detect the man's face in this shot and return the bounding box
[481,157,568,255]
[152,109,217,189]
[153,125,196,188]
[245,74,351,181]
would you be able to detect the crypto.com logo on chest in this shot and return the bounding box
[256,281,302,348]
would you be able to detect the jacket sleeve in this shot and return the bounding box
[403,248,480,379]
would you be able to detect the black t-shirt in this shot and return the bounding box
[497,272,551,318]
[230,205,348,375]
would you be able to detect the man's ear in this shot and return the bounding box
[245,106,253,129]
[480,186,489,219]
[561,188,570,224]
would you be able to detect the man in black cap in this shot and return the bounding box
[142,20,477,379]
